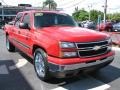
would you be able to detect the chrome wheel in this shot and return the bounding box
[35,53,45,77]
[6,36,15,52]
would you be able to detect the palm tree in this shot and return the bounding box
[43,0,57,10]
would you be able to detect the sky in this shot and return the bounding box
[1,0,120,15]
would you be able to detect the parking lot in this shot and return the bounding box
[0,29,120,90]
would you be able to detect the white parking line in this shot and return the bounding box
[52,87,68,90]
[89,84,110,90]
[0,65,9,74]
[112,47,120,51]
[51,76,110,90]
[9,59,28,70]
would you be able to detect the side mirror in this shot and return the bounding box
[19,23,30,29]
[8,21,14,25]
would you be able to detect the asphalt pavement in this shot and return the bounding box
[0,29,120,90]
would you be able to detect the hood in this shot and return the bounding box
[38,26,109,42]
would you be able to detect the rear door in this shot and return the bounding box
[11,13,23,48]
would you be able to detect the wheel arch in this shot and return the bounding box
[6,32,9,36]
[32,44,47,56]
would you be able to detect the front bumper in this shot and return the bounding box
[48,51,115,78]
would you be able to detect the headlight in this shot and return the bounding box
[60,42,76,48]
[62,52,78,58]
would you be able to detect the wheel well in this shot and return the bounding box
[6,32,9,37]
[6,33,8,36]
[32,45,46,55]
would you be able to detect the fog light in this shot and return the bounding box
[62,52,77,58]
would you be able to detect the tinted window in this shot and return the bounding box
[34,13,77,28]
[22,13,30,25]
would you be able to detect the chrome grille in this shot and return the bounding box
[76,40,110,57]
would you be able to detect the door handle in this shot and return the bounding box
[26,34,30,40]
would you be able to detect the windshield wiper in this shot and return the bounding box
[40,23,75,28]
[43,24,74,27]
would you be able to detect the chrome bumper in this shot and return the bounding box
[48,55,114,72]
[62,56,114,71]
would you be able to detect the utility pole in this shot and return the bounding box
[103,0,107,24]
[88,4,92,21]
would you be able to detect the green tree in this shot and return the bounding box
[43,0,57,10]
[90,10,104,22]
[72,9,104,22]
[109,13,120,22]
[72,9,89,21]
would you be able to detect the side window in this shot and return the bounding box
[15,13,23,27]
[22,13,30,26]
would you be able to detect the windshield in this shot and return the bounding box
[34,12,77,28]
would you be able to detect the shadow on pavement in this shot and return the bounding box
[90,65,120,83]
[45,65,120,90]
[0,60,33,90]
[6,48,120,90]
[16,49,33,64]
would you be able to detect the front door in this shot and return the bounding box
[17,13,32,54]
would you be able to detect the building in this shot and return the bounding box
[0,5,42,27]
[0,4,63,28]
[0,5,41,20]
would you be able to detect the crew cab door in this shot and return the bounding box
[17,13,32,54]
[11,13,23,48]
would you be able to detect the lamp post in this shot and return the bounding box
[88,4,92,21]
[1,6,4,20]
[103,0,107,24]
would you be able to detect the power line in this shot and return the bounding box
[88,0,104,6]
[63,0,86,9]
[57,0,75,7]
[109,6,120,10]
[64,0,102,10]
[82,0,103,10]
[0,0,8,5]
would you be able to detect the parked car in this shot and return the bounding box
[83,21,96,30]
[4,10,115,81]
[97,22,113,32]
[112,22,120,32]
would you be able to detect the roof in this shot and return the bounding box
[18,10,66,15]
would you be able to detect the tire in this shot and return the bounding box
[34,48,50,81]
[6,35,15,52]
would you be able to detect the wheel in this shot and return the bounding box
[34,48,50,81]
[6,35,15,52]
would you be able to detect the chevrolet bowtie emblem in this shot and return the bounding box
[93,46,101,51]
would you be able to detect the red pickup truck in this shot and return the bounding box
[4,10,115,80]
